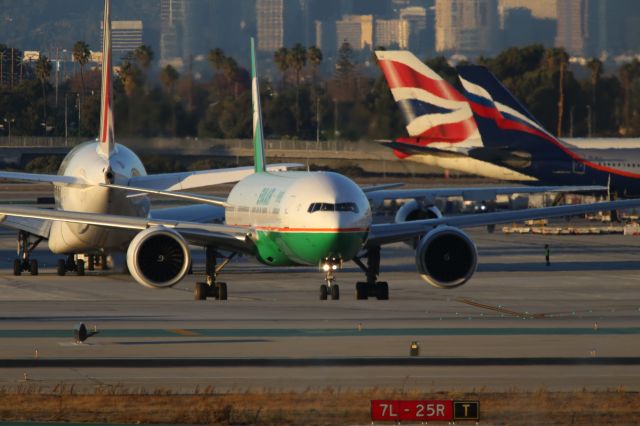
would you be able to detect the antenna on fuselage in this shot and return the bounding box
[251,38,267,173]
[98,0,115,159]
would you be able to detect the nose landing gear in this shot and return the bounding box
[319,256,341,300]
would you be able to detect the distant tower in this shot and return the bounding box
[335,15,374,50]
[160,0,189,69]
[257,0,284,52]
[555,0,600,56]
[435,0,499,55]
[101,21,143,59]
[400,7,428,53]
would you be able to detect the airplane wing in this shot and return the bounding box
[0,216,51,238]
[367,185,606,204]
[104,184,229,207]
[0,206,253,254]
[128,163,300,191]
[367,198,640,247]
[0,171,86,186]
[360,183,404,193]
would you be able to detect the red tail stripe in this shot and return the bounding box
[100,49,111,143]
[379,60,467,102]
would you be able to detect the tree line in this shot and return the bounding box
[1,42,640,141]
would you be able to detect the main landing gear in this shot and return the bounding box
[352,246,389,300]
[319,256,341,300]
[13,231,43,276]
[194,247,235,301]
[56,255,85,276]
[86,254,109,271]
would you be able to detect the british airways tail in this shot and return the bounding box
[455,65,558,149]
[375,50,479,146]
[98,0,115,159]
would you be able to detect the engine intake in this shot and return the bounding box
[415,226,477,289]
[127,227,191,289]
[395,200,442,223]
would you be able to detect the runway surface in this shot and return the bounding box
[1,227,640,392]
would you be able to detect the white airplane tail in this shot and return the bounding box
[98,0,115,158]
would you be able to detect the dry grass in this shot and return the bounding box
[1,385,640,425]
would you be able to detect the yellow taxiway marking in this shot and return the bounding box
[168,329,200,336]
[456,298,546,319]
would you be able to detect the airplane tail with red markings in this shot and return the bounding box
[375,50,479,146]
[98,0,115,159]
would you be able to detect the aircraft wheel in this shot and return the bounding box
[76,259,85,276]
[57,259,66,276]
[218,282,228,300]
[376,282,389,300]
[331,284,340,300]
[355,282,368,300]
[29,259,38,276]
[13,259,21,276]
[319,284,328,300]
[194,282,207,300]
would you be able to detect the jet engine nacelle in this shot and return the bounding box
[395,200,442,248]
[395,199,442,223]
[415,226,477,289]
[126,226,191,289]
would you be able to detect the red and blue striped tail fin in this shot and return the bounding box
[375,50,479,146]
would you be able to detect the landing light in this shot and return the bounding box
[332,264,338,270]
[323,264,330,272]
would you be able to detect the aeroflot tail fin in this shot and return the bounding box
[250,38,266,173]
[456,65,556,144]
[98,0,115,159]
[374,50,478,144]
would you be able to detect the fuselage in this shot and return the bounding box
[48,141,149,254]
[396,136,640,196]
[226,171,371,266]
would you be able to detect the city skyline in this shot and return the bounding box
[1,0,639,70]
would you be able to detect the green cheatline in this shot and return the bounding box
[0,327,639,338]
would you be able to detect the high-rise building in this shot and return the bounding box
[375,19,410,49]
[101,21,143,59]
[315,20,337,54]
[257,0,284,51]
[499,0,557,20]
[555,0,601,56]
[160,0,188,69]
[501,8,556,48]
[335,15,373,50]
[400,6,428,52]
[435,0,499,54]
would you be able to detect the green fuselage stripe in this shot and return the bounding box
[254,230,368,266]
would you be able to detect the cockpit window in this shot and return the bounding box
[308,202,359,213]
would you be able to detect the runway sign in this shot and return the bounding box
[371,399,479,422]
[371,400,452,421]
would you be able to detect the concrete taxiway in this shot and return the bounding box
[1,227,640,392]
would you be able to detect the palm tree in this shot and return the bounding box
[35,55,52,135]
[72,41,91,96]
[307,45,323,82]
[587,58,603,134]
[544,48,569,137]
[287,44,307,135]
[619,59,640,132]
[134,44,153,93]
[207,48,226,72]
[118,60,140,97]
[273,47,289,87]
[160,65,180,136]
